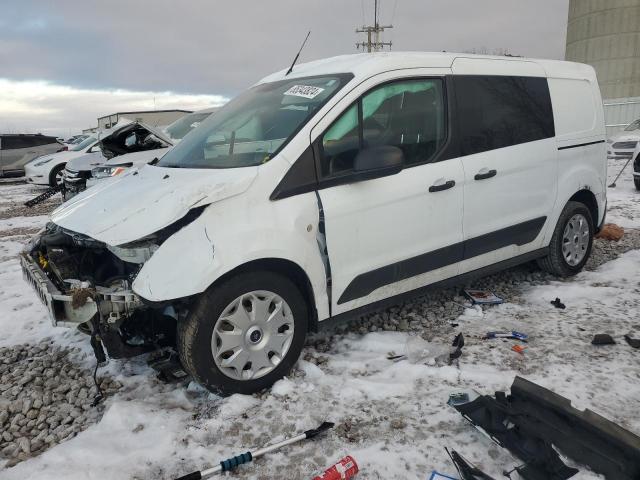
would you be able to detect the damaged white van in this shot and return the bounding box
[22,53,607,394]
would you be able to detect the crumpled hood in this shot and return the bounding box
[51,164,257,245]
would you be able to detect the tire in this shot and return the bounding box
[177,271,309,395]
[49,163,65,187]
[634,177,640,191]
[537,201,594,277]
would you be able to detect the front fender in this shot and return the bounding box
[132,192,330,320]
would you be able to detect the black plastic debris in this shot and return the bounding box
[550,297,566,309]
[624,334,640,349]
[449,376,640,480]
[592,334,616,345]
[450,333,465,363]
[445,448,496,480]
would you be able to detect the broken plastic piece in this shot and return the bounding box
[449,376,640,480]
[591,334,616,345]
[511,345,526,354]
[484,331,528,341]
[428,471,458,480]
[447,392,470,407]
[446,448,496,480]
[450,333,465,363]
[624,334,640,349]
[464,290,503,305]
[550,297,566,309]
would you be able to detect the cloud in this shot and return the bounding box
[0,79,227,136]
[0,0,570,135]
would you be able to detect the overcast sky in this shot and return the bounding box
[1,0,570,137]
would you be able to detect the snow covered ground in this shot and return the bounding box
[0,163,639,480]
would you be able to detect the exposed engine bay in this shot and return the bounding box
[22,222,184,361]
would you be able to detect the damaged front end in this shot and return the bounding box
[21,222,179,360]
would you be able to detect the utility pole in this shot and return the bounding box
[356,0,393,52]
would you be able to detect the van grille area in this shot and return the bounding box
[20,253,63,325]
[612,141,638,150]
[63,167,91,198]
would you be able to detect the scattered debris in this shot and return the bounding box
[446,447,496,479]
[447,392,470,407]
[450,333,465,363]
[592,334,616,345]
[173,422,334,479]
[483,331,528,342]
[428,471,458,480]
[624,334,640,349]
[463,290,503,305]
[511,345,527,355]
[550,297,566,309]
[596,223,624,241]
[312,455,359,480]
[449,376,640,480]
[24,184,65,208]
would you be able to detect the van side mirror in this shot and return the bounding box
[353,145,404,182]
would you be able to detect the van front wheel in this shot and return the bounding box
[537,201,594,277]
[177,271,308,395]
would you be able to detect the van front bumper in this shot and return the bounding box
[21,251,143,328]
[20,252,97,327]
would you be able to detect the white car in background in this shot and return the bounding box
[89,107,218,186]
[607,118,640,162]
[63,120,175,198]
[24,134,102,187]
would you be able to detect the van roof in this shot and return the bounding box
[259,51,596,84]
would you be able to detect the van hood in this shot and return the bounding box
[103,147,172,168]
[51,164,257,245]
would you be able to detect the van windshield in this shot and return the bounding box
[158,74,352,169]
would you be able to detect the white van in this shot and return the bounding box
[22,53,607,394]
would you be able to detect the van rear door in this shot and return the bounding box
[451,60,558,273]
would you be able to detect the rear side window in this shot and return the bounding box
[321,78,446,177]
[454,75,554,156]
[1,135,56,149]
[1,136,31,150]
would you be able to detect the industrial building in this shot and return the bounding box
[566,0,640,135]
[97,109,192,130]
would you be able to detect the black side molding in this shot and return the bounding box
[317,247,547,332]
[338,217,546,304]
[558,140,605,151]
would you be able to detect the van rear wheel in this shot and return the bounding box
[177,271,308,395]
[537,201,594,277]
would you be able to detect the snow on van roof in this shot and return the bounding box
[258,51,597,84]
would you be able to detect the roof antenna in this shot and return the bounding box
[286,31,311,76]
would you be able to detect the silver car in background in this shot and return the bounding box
[0,134,65,177]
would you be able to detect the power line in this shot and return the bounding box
[356,0,393,52]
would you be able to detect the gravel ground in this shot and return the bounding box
[0,342,121,467]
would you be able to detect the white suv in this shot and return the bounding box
[22,53,607,394]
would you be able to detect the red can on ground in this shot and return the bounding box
[312,456,359,480]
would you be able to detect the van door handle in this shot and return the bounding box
[429,180,455,192]
[474,169,497,181]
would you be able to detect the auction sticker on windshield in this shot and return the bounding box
[284,85,325,99]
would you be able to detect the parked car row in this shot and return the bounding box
[20,53,608,395]
[22,107,217,190]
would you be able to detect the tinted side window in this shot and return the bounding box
[321,78,446,177]
[454,75,554,156]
